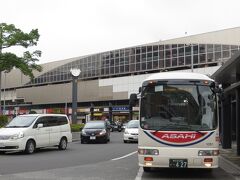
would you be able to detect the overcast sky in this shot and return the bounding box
[1,0,240,64]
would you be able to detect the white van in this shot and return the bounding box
[0,114,72,154]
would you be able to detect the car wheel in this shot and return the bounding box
[25,140,35,154]
[143,167,152,172]
[58,137,68,150]
[124,140,128,143]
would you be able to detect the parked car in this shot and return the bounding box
[123,120,139,143]
[0,114,72,154]
[81,121,110,144]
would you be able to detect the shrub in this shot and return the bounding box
[0,115,8,127]
[71,124,85,132]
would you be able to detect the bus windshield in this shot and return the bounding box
[140,84,217,131]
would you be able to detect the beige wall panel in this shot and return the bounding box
[78,80,99,102]
[113,92,128,100]
[17,83,71,104]
[98,86,113,101]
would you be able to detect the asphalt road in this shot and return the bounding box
[0,132,238,180]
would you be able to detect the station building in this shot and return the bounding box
[1,27,240,124]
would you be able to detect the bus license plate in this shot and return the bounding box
[169,159,188,168]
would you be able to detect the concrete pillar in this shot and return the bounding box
[236,88,240,155]
[221,95,232,149]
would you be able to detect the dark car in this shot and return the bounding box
[81,121,110,144]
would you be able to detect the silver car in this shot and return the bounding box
[123,120,139,143]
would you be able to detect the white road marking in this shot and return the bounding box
[111,151,137,161]
[135,167,143,180]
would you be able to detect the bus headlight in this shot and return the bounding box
[198,150,219,156]
[138,148,159,155]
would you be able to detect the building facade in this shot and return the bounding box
[1,27,240,123]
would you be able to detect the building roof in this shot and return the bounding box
[211,50,240,86]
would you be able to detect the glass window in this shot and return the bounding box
[222,45,229,51]
[147,62,152,70]
[140,84,217,131]
[159,60,164,68]
[207,53,213,62]
[200,54,206,63]
[153,45,158,51]
[136,63,140,71]
[136,55,141,63]
[165,59,171,67]
[178,57,184,66]
[147,46,152,52]
[178,48,184,56]
[165,50,171,58]
[115,58,119,66]
[125,65,129,72]
[185,56,191,65]
[159,45,164,50]
[193,45,198,54]
[172,58,177,67]
[223,51,230,58]
[130,56,135,63]
[136,47,141,54]
[153,61,158,69]
[115,66,119,73]
[193,55,198,64]
[115,51,119,58]
[159,51,164,59]
[141,63,146,70]
[141,46,146,53]
[215,52,221,61]
[147,53,152,61]
[214,45,221,52]
[231,45,238,50]
[172,49,177,57]
[199,44,206,54]
[185,46,191,56]
[142,54,146,61]
[120,66,124,73]
[165,44,170,49]
[110,67,114,74]
[130,64,135,72]
[6,116,36,128]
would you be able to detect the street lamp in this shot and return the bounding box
[70,68,81,124]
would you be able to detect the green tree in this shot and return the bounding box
[0,23,42,114]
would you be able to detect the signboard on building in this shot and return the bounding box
[112,107,129,111]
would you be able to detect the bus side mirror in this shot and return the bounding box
[139,87,142,93]
[129,93,138,106]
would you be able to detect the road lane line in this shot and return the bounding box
[111,151,137,161]
[135,167,143,180]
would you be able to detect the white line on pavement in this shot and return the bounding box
[135,167,143,180]
[111,151,137,161]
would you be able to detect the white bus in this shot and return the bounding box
[130,72,220,172]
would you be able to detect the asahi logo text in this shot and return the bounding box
[161,133,196,139]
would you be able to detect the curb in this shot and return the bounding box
[219,155,240,176]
